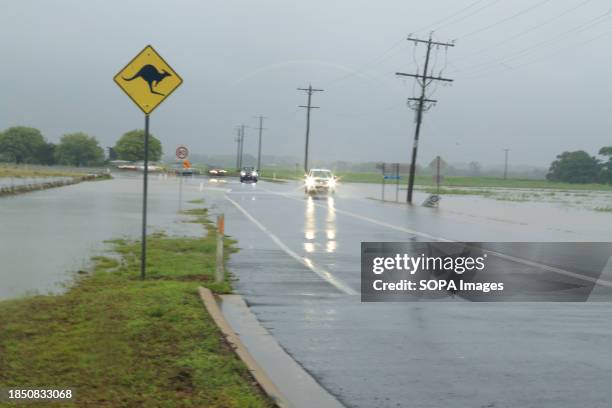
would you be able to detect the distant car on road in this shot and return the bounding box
[305,168,336,195]
[175,167,194,176]
[240,167,258,183]
[135,162,163,172]
[208,167,227,176]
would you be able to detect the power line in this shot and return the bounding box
[454,0,595,63]
[412,0,487,33]
[455,10,611,75]
[321,2,496,88]
[396,34,455,204]
[456,0,552,39]
[464,29,612,79]
[323,40,408,87]
[422,0,504,33]
[298,85,324,173]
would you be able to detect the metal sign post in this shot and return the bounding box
[114,45,183,279]
[395,163,400,202]
[176,146,189,212]
[141,115,149,280]
[380,162,401,202]
[381,163,386,201]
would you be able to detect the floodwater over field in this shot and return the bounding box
[2,175,611,300]
[337,182,612,241]
[0,173,205,300]
[0,176,73,188]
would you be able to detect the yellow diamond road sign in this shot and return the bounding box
[114,45,182,114]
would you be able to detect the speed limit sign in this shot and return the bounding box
[176,145,189,160]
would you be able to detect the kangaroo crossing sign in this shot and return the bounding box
[114,45,182,114]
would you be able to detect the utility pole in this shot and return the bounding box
[235,127,241,170]
[396,33,454,203]
[298,85,323,173]
[503,148,510,179]
[254,115,266,171]
[238,125,247,169]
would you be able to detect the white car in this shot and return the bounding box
[305,169,336,194]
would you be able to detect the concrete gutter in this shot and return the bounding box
[198,287,345,408]
[198,287,291,408]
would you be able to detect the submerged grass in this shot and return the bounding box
[0,208,272,408]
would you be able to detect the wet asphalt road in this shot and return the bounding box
[202,179,612,408]
[3,175,612,407]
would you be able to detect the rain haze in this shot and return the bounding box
[1,0,610,166]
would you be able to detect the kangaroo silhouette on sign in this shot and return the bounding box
[123,64,171,96]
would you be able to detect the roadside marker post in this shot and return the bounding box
[216,214,225,283]
[114,45,183,279]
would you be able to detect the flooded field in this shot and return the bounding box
[0,173,205,300]
[0,176,73,188]
[2,176,611,301]
[337,182,612,241]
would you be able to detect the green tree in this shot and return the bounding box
[114,130,162,162]
[599,146,612,185]
[55,132,104,167]
[0,126,46,164]
[546,150,600,184]
[37,142,57,165]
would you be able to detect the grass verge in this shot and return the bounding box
[260,168,612,192]
[0,208,273,408]
[0,165,89,178]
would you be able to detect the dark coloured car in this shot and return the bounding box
[240,167,258,183]
[175,167,194,176]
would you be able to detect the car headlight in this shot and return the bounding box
[252,171,258,177]
[305,176,316,187]
[327,178,336,187]
[240,171,246,176]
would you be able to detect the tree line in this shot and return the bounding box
[547,147,612,185]
[0,126,162,167]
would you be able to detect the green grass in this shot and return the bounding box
[260,168,612,192]
[0,165,86,178]
[0,209,273,408]
[594,207,612,213]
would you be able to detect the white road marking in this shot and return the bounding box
[588,256,612,300]
[225,195,358,296]
[263,187,612,288]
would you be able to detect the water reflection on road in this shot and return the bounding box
[0,174,205,300]
[303,195,337,254]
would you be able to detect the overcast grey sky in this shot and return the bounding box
[1,0,610,166]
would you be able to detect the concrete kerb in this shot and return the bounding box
[198,287,291,408]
